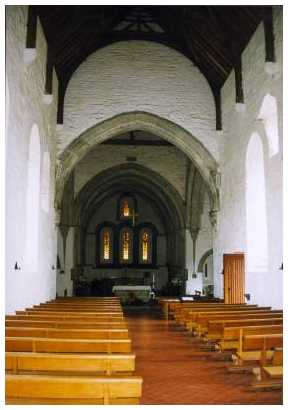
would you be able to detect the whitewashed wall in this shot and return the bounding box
[6,6,58,313]
[58,40,218,160]
[214,7,283,308]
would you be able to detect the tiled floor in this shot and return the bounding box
[126,307,282,405]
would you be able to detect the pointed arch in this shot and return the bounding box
[55,112,219,217]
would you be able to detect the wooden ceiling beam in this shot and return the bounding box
[101,139,173,147]
[262,6,275,62]
[26,6,37,48]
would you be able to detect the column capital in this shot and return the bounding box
[190,227,200,241]
[209,210,218,230]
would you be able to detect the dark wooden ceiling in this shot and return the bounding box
[33,5,272,123]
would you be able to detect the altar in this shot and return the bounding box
[112,285,152,304]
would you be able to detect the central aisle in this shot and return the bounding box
[126,307,282,405]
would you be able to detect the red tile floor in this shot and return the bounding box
[126,307,282,405]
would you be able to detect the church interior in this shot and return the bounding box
[5,5,283,405]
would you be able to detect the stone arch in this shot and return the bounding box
[73,163,186,231]
[198,248,213,273]
[56,112,219,217]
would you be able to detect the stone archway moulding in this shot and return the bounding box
[55,111,220,214]
[74,163,186,230]
[198,248,213,273]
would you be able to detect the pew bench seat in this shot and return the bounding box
[263,366,283,379]
[6,337,131,353]
[6,320,127,329]
[6,352,135,375]
[6,327,129,340]
[5,374,142,404]
[233,333,283,366]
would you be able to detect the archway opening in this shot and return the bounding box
[56,128,214,299]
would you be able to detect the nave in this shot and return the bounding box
[5,297,282,405]
[127,307,282,405]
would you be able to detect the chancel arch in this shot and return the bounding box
[55,112,220,222]
[57,161,191,294]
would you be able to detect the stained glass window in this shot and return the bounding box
[120,228,133,264]
[139,228,152,264]
[99,227,113,264]
[142,232,149,261]
[123,200,130,217]
[123,231,130,260]
[103,231,110,260]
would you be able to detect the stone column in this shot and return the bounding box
[209,209,223,299]
[191,228,200,277]
[185,228,202,295]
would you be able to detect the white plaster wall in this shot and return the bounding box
[74,144,189,200]
[58,40,218,160]
[6,6,58,313]
[215,7,283,308]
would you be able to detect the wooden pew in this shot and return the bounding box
[14,311,124,318]
[6,314,124,323]
[206,318,283,342]
[177,306,270,327]
[6,336,131,353]
[34,301,122,305]
[187,310,282,335]
[53,297,120,301]
[159,300,236,320]
[6,352,135,375]
[258,348,283,390]
[5,374,142,404]
[6,327,129,340]
[6,320,127,329]
[28,306,122,312]
[234,333,283,366]
[170,302,248,317]
[158,299,179,319]
[215,325,283,352]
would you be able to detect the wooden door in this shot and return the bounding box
[223,253,245,304]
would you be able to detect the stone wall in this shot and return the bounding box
[6,6,58,313]
[214,7,282,308]
[57,40,218,160]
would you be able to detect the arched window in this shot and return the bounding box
[246,133,268,272]
[139,228,152,264]
[25,124,41,273]
[119,227,133,264]
[123,199,130,217]
[118,194,137,221]
[99,227,114,264]
[258,94,279,157]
